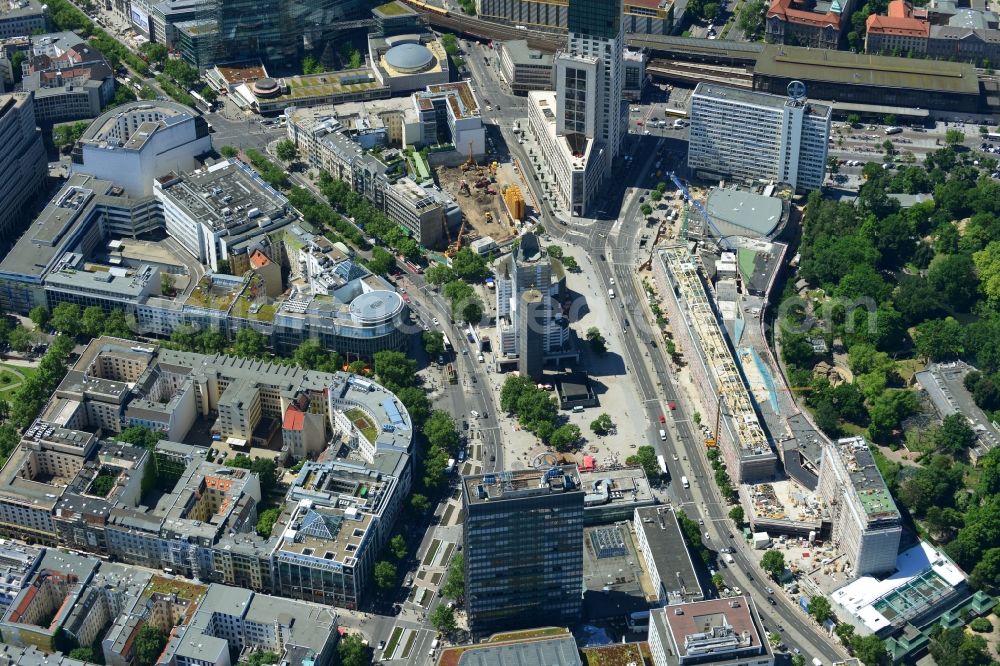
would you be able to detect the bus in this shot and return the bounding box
[664,107,688,119]
[442,333,453,352]
[189,89,213,114]
[657,454,668,475]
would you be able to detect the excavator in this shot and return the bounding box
[444,217,467,258]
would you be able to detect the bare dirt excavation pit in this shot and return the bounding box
[436,162,518,244]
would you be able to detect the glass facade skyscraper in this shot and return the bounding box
[567,0,621,39]
[463,466,584,635]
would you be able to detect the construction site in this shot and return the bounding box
[435,149,526,256]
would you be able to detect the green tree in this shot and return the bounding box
[134,624,167,666]
[256,507,281,537]
[292,339,341,372]
[50,302,81,336]
[590,413,614,435]
[231,327,268,359]
[68,647,96,662]
[711,573,725,589]
[450,247,489,282]
[368,246,395,276]
[302,55,322,74]
[140,42,168,64]
[729,505,744,525]
[430,604,457,633]
[934,413,977,455]
[411,493,431,514]
[8,326,32,352]
[426,263,455,286]
[500,375,536,413]
[561,256,579,271]
[914,318,964,361]
[835,622,856,646]
[337,634,369,666]
[249,458,277,494]
[974,241,1000,306]
[220,145,238,158]
[546,245,563,259]
[373,560,397,589]
[808,595,833,623]
[761,550,785,580]
[626,445,660,480]
[275,139,297,161]
[852,635,890,666]
[586,327,606,353]
[425,410,460,454]
[374,351,417,390]
[549,423,581,451]
[792,656,806,666]
[29,305,49,329]
[442,552,464,600]
[422,330,445,356]
[927,254,979,311]
[640,203,653,217]
[389,534,407,560]
[945,129,966,145]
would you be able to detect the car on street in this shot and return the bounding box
[433,318,439,325]
[659,414,666,424]
[669,401,677,410]
[470,410,480,418]
[378,641,386,650]
[767,597,777,606]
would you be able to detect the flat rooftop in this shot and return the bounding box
[754,44,979,94]
[156,158,289,233]
[464,465,582,505]
[830,542,966,633]
[695,81,830,117]
[501,39,555,66]
[830,437,898,521]
[653,596,767,660]
[373,0,416,16]
[0,0,43,18]
[0,175,121,281]
[270,68,388,102]
[634,506,702,599]
[421,80,480,118]
[578,466,654,508]
[276,502,374,566]
[456,635,582,666]
[528,89,596,173]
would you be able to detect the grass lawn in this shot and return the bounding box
[581,642,650,666]
[344,408,378,444]
[143,575,207,601]
[0,363,36,396]
[423,539,441,566]
[400,630,417,659]
[384,626,404,659]
[488,627,569,642]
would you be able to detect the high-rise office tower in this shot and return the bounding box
[0,93,46,243]
[560,0,626,160]
[463,466,584,635]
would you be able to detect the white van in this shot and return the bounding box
[572,405,584,413]
[659,429,666,441]
[608,288,616,299]
[477,353,485,363]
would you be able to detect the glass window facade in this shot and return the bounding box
[568,0,621,39]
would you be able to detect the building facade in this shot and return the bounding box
[0,0,46,40]
[765,0,856,49]
[817,437,902,576]
[688,82,830,192]
[476,0,678,35]
[0,92,45,242]
[497,39,554,94]
[21,32,116,123]
[463,466,584,635]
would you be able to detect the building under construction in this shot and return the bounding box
[653,245,776,483]
[817,436,901,577]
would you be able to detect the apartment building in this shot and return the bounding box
[21,32,116,123]
[0,0,45,40]
[688,82,830,192]
[817,437,902,576]
[477,0,678,35]
[0,92,45,241]
[463,466,584,635]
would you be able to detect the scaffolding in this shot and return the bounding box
[662,246,769,456]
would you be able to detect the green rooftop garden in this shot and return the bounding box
[344,407,378,444]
